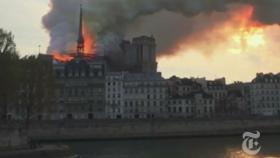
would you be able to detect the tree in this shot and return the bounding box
[0,29,19,120]
[0,29,16,54]
[19,55,54,128]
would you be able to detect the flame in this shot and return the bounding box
[51,23,96,63]
[229,5,265,54]
[83,23,96,55]
[52,52,74,62]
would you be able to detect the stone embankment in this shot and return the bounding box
[25,118,280,141]
[1,118,280,142]
[0,145,74,158]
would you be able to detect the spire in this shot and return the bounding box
[77,4,84,55]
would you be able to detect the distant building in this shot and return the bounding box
[205,78,227,101]
[249,73,280,116]
[123,73,167,119]
[53,56,107,120]
[190,77,227,101]
[121,36,158,73]
[105,72,168,119]
[167,91,215,118]
[167,77,216,118]
[225,82,250,116]
[52,5,108,120]
[199,78,228,115]
[168,77,202,96]
[105,72,125,119]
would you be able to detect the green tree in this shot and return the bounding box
[0,29,19,120]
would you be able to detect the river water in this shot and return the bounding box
[61,135,280,158]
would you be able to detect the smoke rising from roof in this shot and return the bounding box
[42,0,280,56]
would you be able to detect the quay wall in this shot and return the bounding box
[24,119,280,141]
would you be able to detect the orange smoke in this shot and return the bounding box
[169,4,267,56]
[158,4,280,82]
[229,5,265,54]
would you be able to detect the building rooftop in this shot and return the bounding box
[170,91,212,99]
[252,73,280,83]
[124,72,164,81]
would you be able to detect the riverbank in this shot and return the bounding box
[25,118,280,141]
[0,145,74,158]
[1,118,278,158]
[1,118,280,142]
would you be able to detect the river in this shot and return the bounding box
[53,135,280,158]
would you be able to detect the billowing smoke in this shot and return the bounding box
[42,0,280,56]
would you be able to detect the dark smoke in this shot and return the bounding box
[42,0,280,56]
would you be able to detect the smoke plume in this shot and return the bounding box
[42,0,280,56]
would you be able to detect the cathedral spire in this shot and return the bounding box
[77,4,84,55]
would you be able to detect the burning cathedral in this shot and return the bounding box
[51,6,163,120]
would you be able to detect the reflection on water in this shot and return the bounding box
[226,149,280,158]
[60,135,280,158]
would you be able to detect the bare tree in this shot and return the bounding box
[0,29,19,120]
[19,55,55,129]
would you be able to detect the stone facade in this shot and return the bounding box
[53,56,106,120]
[121,36,157,73]
[105,72,125,119]
[123,73,168,119]
[167,92,215,118]
[106,72,168,119]
[249,73,280,116]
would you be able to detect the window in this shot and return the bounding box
[178,107,182,113]
[173,107,177,113]
[204,107,208,113]
[186,107,189,113]
[125,101,128,107]
[209,107,213,113]
[168,107,171,112]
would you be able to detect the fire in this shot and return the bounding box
[52,52,74,62]
[83,24,96,55]
[229,5,265,54]
[51,23,96,62]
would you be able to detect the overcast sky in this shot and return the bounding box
[0,0,49,56]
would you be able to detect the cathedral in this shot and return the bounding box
[51,5,159,119]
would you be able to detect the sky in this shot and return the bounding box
[0,0,49,56]
[1,1,280,83]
